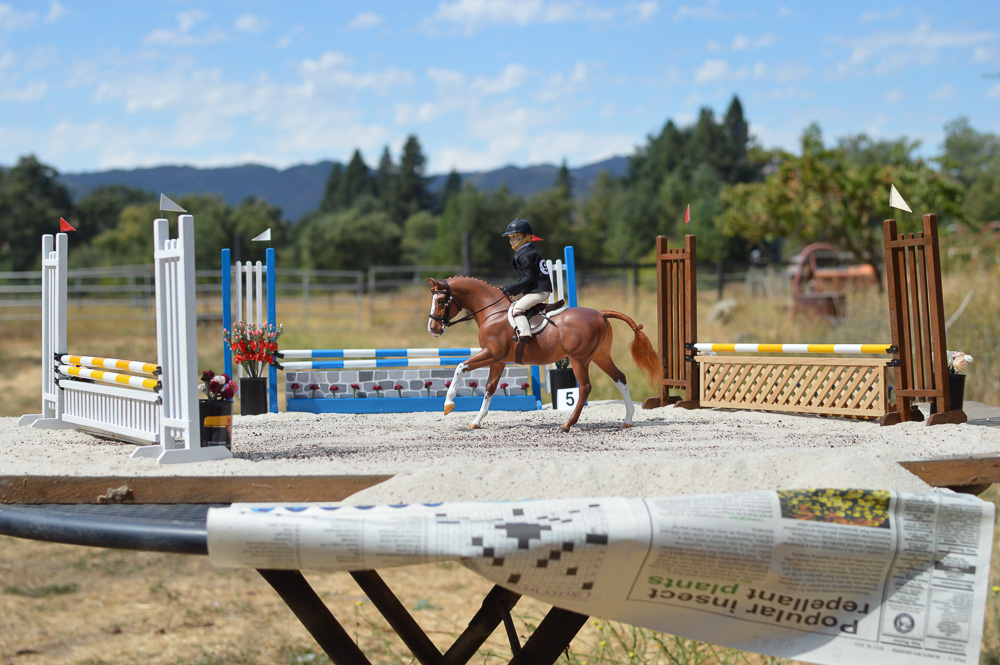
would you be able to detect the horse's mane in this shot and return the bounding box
[446,275,502,291]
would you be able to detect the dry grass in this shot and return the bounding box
[4,265,998,418]
[1,270,998,664]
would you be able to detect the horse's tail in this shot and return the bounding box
[600,311,661,385]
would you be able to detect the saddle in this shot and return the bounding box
[507,299,567,363]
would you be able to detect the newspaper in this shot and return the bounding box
[206,489,995,665]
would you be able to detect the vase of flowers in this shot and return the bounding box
[198,370,236,449]
[947,351,973,411]
[224,320,283,415]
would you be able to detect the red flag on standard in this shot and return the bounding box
[60,217,76,232]
[685,204,690,224]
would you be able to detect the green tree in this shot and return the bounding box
[0,155,74,271]
[393,135,431,224]
[340,150,374,210]
[439,169,462,213]
[939,117,1000,224]
[75,185,156,245]
[433,184,522,267]
[400,210,440,265]
[720,124,963,278]
[374,146,397,207]
[319,162,344,213]
[298,201,400,271]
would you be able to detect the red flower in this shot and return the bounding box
[520,382,529,390]
[331,385,339,392]
[394,384,403,390]
[290,383,301,390]
[424,380,433,388]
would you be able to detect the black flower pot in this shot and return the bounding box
[199,399,233,449]
[549,367,578,407]
[239,377,269,415]
[930,373,966,413]
[948,373,966,411]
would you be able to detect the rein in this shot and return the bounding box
[429,282,508,329]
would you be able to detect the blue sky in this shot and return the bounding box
[1,1,998,175]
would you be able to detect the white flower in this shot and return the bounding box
[948,351,973,374]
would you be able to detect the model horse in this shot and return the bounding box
[427,276,660,432]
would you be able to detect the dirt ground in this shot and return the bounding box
[0,537,570,665]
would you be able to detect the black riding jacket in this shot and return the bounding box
[504,243,552,296]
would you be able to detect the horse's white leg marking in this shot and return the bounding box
[443,362,468,413]
[470,393,492,428]
[615,379,635,427]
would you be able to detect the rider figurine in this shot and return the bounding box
[499,218,552,346]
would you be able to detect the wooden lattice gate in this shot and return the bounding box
[642,214,966,426]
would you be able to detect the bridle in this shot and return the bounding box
[429,281,507,330]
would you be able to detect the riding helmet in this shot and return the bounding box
[501,218,533,237]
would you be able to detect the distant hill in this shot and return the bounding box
[58,156,629,222]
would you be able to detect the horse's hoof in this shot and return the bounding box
[559,425,571,433]
[468,424,480,430]
[622,422,633,429]
[443,403,455,415]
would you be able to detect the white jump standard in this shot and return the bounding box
[19,216,230,464]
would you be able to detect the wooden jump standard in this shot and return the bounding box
[642,214,967,427]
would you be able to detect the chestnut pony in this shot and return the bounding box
[427,276,660,432]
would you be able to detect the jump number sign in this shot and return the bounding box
[555,386,580,411]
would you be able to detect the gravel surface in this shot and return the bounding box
[5,400,999,504]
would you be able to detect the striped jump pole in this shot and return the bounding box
[277,348,480,371]
[691,343,896,355]
[57,365,161,391]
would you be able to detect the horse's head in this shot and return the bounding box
[427,278,462,337]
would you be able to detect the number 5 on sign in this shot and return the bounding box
[555,387,579,411]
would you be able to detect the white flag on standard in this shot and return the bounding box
[889,184,912,213]
[159,193,187,213]
[251,228,272,242]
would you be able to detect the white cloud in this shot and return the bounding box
[144,10,225,47]
[929,83,956,101]
[0,79,46,102]
[235,14,268,35]
[835,21,996,77]
[884,88,906,103]
[693,59,747,84]
[860,7,903,24]
[349,12,384,29]
[674,2,726,22]
[298,52,414,93]
[426,0,616,35]
[753,62,766,78]
[767,61,810,83]
[177,10,207,33]
[526,130,637,165]
[626,1,658,22]
[988,83,1000,99]
[0,4,36,31]
[427,67,465,87]
[45,1,66,23]
[472,63,530,95]
[732,32,774,50]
